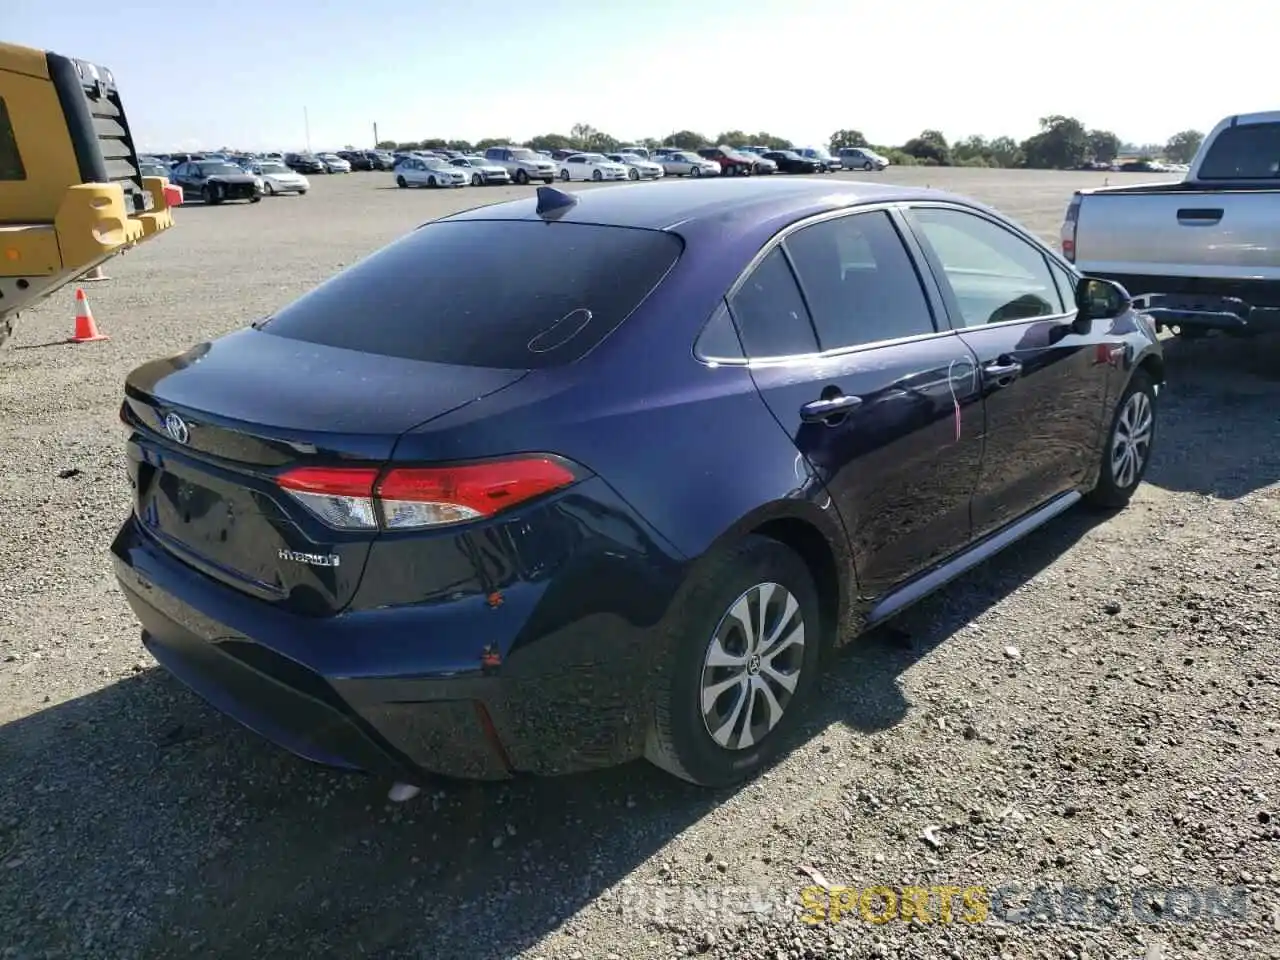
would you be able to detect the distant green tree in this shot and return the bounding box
[526,133,575,152]
[664,130,708,150]
[375,140,397,150]
[1086,129,1121,163]
[1020,115,1088,169]
[446,140,474,152]
[1165,129,1204,164]
[716,130,749,147]
[902,129,951,165]
[829,129,868,151]
[473,137,510,151]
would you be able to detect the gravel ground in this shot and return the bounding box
[1,168,1278,960]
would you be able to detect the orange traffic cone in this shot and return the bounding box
[68,288,109,343]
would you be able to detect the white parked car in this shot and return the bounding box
[606,153,664,180]
[317,152,352,173]
[251,161,310,196]
[658,151,721,178]
[394,156,468,188]
[557,153,629,182]
[449,156,512,186]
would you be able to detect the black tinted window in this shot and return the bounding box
[784,211,936,349]
[262,221,682,369]
[728,248,818,358]
[909,207,1062,328]
[694,302,744,361]
[1197,123,1280,180]
[0,98,26,181]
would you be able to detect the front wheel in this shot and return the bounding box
[515,169,529,185]
[427,175,438,188]
[264,182,276,196]
[471,173,483,186]
[863,161,874,171]
[691,166,702,178]
[628,168,639,180]
[644,536,822,788]
[592,169,603,181]
[1086,369,1157,509]
[559,169,570,181]
[396,175,407,188]
[249,195,262,203]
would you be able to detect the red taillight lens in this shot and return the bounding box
[276,457,579,531]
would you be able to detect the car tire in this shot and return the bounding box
[690,166,701,178]
[264,182,276,196]
[250,195,262,203]
[592,170,603,181]
[628,168,639,180]
[644,535,822,788]
[298,189,307,195]
[862,161,874,171]
[559,169,570,181]
[427,175,438,188]
[515,169,529,185]
[471,174,482,186]
[396,176,407,189]
[1085,369,1157,509]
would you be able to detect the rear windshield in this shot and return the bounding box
[1197,122,1280,180]
[260,220,682,369]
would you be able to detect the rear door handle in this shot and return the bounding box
[981,359,1023,387]
[800,394,863,423]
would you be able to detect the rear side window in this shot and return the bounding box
[0,98,26,181]
[727,248,818,358]
[784,210,937,349]
[1197,122,1280,180]
[261,220,682,369]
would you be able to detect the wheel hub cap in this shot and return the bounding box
[699,581,805,751]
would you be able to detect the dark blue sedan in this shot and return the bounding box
[112,178,1163,789]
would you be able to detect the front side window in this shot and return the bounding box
[908,207,1063,328]
[783,210,937,349]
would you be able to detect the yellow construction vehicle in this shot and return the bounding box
[0,41,179,347]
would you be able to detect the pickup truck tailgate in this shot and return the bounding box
[1075,189,1280,280]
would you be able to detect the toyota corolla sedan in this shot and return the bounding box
[113,179,1162,790]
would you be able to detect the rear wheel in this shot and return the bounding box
[249,195,262,203]
[1086,370,1157,509]
[427,175,438,188]
[645,536,821,788]
[396,175,407,188]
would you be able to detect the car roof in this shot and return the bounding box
[438,177,966,236]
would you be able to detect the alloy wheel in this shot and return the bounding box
[700,581,805,751]
[1111,390,1154,489]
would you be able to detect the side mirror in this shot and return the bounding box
[1074,277,1132,322]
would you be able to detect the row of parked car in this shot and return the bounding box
[135,142,896,202]
[388,143,894,189]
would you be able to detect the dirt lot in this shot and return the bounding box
[1,168,1278,960]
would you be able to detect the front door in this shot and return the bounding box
[900,204,1115,540]
[728,208,986,602]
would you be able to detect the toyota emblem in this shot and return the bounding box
[163,412,190,445]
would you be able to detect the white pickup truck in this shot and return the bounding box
[1061,111,1280,339]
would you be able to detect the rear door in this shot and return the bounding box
[730,208,985,600]
[900,203,1113,540]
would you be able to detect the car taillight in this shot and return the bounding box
[1061,194,1081,263]
[276,456,581,531]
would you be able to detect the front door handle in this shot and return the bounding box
[800,394,863,423]
[981,359,1023,387]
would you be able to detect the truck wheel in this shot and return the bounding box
[644,536,821,788]
[1085,369,1157,509]
[515,169,529,185]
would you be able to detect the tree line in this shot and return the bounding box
[375,117,1206,169]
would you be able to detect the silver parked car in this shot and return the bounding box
[838,147,890,171]
[450,156,512,186]
[658,151,721,177]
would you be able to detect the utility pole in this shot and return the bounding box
[304,106,311,153]
[373,122,379,148]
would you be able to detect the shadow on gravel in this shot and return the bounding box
[1145,332,1280,499]
[0,512,1108,960]
[3,339,1271,960]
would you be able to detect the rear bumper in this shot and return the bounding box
[110,480,685,781]
[1092,273,1280,335]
